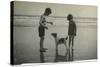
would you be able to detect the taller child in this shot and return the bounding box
[38,8,53,52]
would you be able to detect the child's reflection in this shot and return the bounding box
[40,52,45,63]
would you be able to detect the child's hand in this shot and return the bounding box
[49,22,53,25]
[45,26,48,29]
[47,22,53,25]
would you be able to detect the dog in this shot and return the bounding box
[51,33,68,49]
[51,33,74,61]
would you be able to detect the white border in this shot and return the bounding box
[0,0,100,67]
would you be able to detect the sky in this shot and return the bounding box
[14,1,97,18]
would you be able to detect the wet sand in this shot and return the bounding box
[13,25,97,64]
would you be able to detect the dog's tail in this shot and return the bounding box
[51,33,57,38]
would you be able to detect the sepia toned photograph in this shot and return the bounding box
[10,1,97,65]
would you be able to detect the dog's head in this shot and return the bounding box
[51,33,57,38]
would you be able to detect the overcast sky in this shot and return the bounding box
[14,1,97,18]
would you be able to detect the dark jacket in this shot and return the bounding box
[68,20,76,36]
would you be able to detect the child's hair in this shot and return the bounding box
[44,8,52,14]
[67,14,73,20]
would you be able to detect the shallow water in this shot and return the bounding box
[13,23,97,64]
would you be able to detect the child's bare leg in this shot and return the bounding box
[72,36,74,49]
[40,37,44,50]
[68,36,71,48]
[40,36,47,52]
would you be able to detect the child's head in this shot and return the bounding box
[44,8,52,16]
[67,14,73,21]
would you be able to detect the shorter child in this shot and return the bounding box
[67,14,77,49]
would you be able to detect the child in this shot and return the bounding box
[67,14,77,50]
[38,8,53,52]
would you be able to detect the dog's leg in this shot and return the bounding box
[64,41,66,49]
[64,40,69,56]
[56,41,59,51]
[51,33,58,51]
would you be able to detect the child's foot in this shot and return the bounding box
[40,48,48,52]
[43,48,48,50]
[40,49,46,52]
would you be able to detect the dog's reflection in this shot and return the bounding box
[55,47,67,62]
[55,45,74,62]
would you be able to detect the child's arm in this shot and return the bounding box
[44,16,53,25]
[74,22,77,36]
[46,22,53,25]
